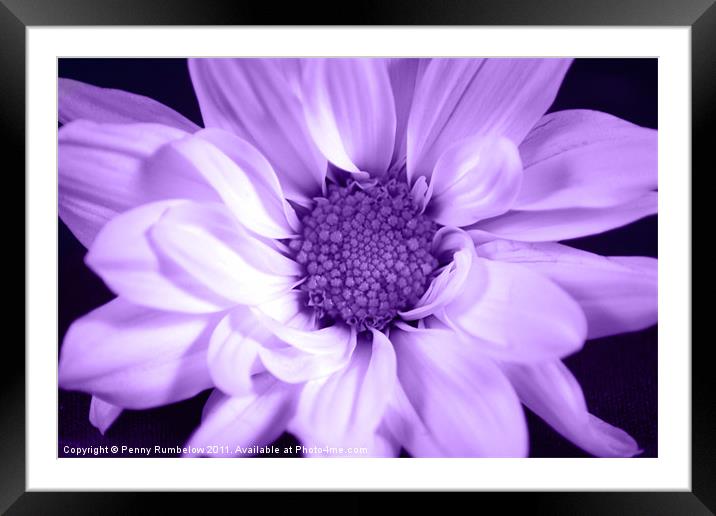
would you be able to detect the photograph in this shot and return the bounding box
[57,57,658,459]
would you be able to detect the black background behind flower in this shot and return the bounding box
[58,58,657,458]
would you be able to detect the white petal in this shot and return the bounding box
[59,298,216,409]
[253,298,357,384]
[515,110,657,210]
[58,120,187,247]
[386,58,426,168]
[254,290,315,329]
[391,325,528,457]
[478,240,657,339]
[502,361,641,457]
[438,252,587,362]
[288,331,397,451]
[149,201,301,306]
[478,192,657,242]
[141,134,298,239]
[209,299,355,394]
[399,227,474,320]
[258,336,356,386]
[427,136,523,226]
[185,375,297,457]
[86,201,235,313]
[408,58,572,182]
[252,309,356,355]
[59,78,199,132]
[88,396,122,435]
[381,380,445,457]
[301,59,397,176]
[188,58,326,203]
[259,293,356,383]
[196,128,301,232]
[207,307,269,397]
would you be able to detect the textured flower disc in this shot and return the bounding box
[291,179,439,331]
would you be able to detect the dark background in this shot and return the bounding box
[57,58,658,458]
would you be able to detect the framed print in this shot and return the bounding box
[8,0,710,512]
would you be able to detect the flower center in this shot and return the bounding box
[291,180,439,331]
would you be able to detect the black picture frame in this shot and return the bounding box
[5,0,709,513]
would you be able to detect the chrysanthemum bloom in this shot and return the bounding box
[58,59,657,457]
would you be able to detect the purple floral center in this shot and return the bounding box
[291,180,439,331]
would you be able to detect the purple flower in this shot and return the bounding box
[58,59,657,457]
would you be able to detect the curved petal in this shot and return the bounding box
[477,192,657,242]
[288,331,397,452]
[427,135,523,226]
[256,346,347,386]
[188,59,325,203]
[391,325,528,457]
[407,58,572,183]
[59,78,199,132]
[252,308,356,355]
[88,396,122,435]
[206,292,311,397]
[254,289,316,330]
[184,375,297,457]
[141,134,298,239]
[148,202,301,305]
[207,307,268,397]
[437,252,587,362]
[399,227,473,321]
[58,120,188,248]
[257,305,353,380]
[258,336,356,386]
[85,200,236,313]
[59,298,216,409]
[478,240,657,339]
[501,361,641,457]
[515,110,657,211]
[301,58,397,176]
[195,128,300,232]
[209,295,355,395]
